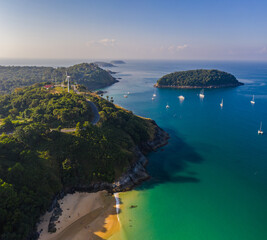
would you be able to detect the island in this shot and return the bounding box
[93,61,116,67]
[155,69,244,88]
[0,83,168,239]
[0,63,118,94]
[110,60,126,64]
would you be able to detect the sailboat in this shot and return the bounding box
[258,122,263,135]
[199,89,205,99]
[220,99,223,108]
[166,103,170,109]
[153,90,157,97]
[250,95,255,104]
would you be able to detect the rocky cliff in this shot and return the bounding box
[73,122,169,193]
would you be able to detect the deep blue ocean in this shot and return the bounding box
[1,59,266,239]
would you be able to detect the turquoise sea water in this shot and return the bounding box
[1,59,266,239]
[101,60,267,240]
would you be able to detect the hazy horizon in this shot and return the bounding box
[1,0,267,61]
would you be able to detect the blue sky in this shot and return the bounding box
[0,0,266,60]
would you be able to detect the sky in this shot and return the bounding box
[0,0,267,61]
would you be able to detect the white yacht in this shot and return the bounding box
[178,95,185,100]
[199,89,205,99]
[166,104,170,109]
[152,89,157,97]
[220,99,223,108]
[258,122,263,135]
[250,95,255,104]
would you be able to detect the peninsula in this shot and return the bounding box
[0,63,118,94]
[155,69,243,88]
[0,83,168,240]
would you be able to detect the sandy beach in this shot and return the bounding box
[37,191,120,240]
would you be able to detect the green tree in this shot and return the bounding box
[0,118,14,133]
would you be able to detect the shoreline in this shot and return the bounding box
[36,122,169,240]
[37,191,120,240]
[154,82,244,89]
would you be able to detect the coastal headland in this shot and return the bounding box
[0,81,169,240]
[37,117,169,240]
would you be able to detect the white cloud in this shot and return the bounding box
[167,44,188,52]
[99,38,116,46]
[176,44,188,50]
[86,38,116,47]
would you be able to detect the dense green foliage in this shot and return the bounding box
[0,83,93,129]
[0,85,155,240]
[87,94,152,144]
[157,69,242,87]
[66,63,117,90]
[0,130,62,240]
[0,63,117,94]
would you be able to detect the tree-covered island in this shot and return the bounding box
[0,83,168,240]
[155,69,243,88]
[110,60,126,64]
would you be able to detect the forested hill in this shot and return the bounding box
[0,83,93,128]
[156,69,243,88]
[0,84,160,240]
[0,63,118,94]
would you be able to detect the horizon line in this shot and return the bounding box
[0,57,267,63]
